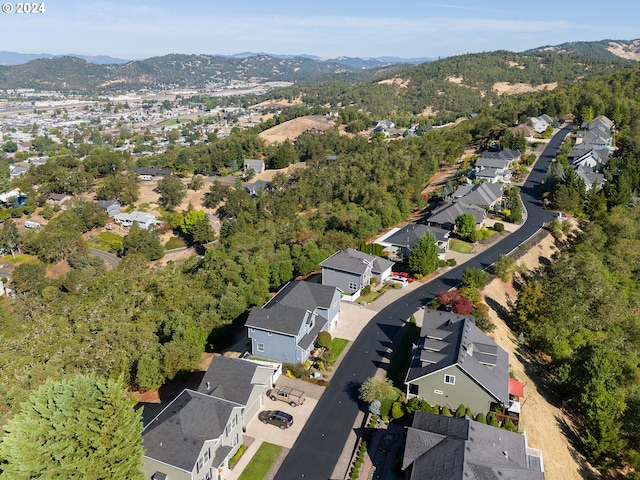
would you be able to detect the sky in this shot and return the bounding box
[1,0,639,60]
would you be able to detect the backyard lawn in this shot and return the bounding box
[449,238,474,254]
[87,231,123,253]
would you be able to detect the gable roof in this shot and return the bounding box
[243,159,264,170]
[377,224,450,248]
[477,149,521,165]
[142,389,237,471]
[130,166,172,176]
[452,183,503,208]
[402,412,544,480]
[406,310,510,406]
[197,356,271,406]
[245,281,337,335]
[320,248,394,276]
[428,202,486,227]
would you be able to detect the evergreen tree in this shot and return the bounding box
[455,213,476,239]
[0,373,145,480]
[121,224,164,260]
[408,231,439,276]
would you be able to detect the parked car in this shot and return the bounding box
[267,386,306,407]
[258,410,294,429]
[388,276,408,287]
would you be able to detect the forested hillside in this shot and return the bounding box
[270,50,632,123]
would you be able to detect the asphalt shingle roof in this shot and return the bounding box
[197,356,264,405]
[380,224,450,248]
[142,389,237,471]
[428,202,486,227]
[452,183,502,208]
[320,248,394,275]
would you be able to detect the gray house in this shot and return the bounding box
[243,159,265,174]
[320,248,394,300]
[245,281,341,364]
[427,202,486,231]
[452,183,503,210]
[474,149,521,183]
[405,309,510,415]
[402,412,544,480]
[375,224,450,261]
[142,389,244,480]
[96,199,121,216]
[197,356,278,431]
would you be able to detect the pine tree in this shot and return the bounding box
[0,373,145,480]
[408,231,439,276]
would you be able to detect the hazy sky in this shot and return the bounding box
[1,1,639,60]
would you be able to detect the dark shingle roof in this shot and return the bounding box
[452,183,503,208]
[403,412,545,480]
[320,248,394,276]
[197,356,263,405]
[379,224,450,248]
[142,389,237,471]
[405,310,510,405]
[428,202,486,227]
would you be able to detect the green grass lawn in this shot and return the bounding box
[237,442,282,480]
[88,231,123,253]
[357,284,389,303]
[158,118,179,126]
[0,254,38,264]
[165,236,186,250]
[326,338,349,364]
[449,238,474,254]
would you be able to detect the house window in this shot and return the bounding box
[444,374,456,385]
[202,469,212,480]
[226,415,238,436]
[230,433,238,448]
[256,342,264,352]
[196,448,210,473]
[348,282,357,290]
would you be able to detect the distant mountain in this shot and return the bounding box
[228,52,431,68]
[525,39,640,62]
[0,51,129,66]
[0,53,405,92]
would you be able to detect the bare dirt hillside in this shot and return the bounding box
[258,115,336,144]
[482,229,600,480]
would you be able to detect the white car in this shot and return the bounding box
[387,276,408,287]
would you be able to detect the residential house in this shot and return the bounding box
[142,389,243,480]
[9,165,28,179]
[474,149,520,183]
[427,202,486,231]
[509,123,535,141]
[404,309,510,415]
[375,224,450,261]
[530,114,555,133]
[568,145,610,169]
[46,193,73,209]
[246,281,341,364]
[197,356,279,431]
[244,179,271,196]
[372,120,395,134]
[575,165,605,192]
[130,166,172,181]
[96,199,122,216]
[401,412,544,480]
[320,248,394,300]
[451,182,503,210]
[114,211,158,229]
[243,159,265,174]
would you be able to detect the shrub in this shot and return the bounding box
[493,222,505,233]
[409,315,417,325]
[502,417,518,432]
[487,412,499,427]
[475,412,486,424]
[228,444,248,468]
[316,331,332,348]
[441,405,452,417]
[455,403,467,417]
[369,400,381,415]
[439,259,447,268]
[446,259,457,267]
[391,401,405,420]
[362,285,371,295]
[465,407,473,418]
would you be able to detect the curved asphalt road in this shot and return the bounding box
[273,125,572,480]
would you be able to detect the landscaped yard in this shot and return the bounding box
[387,322,420,387]
[165,236,186,250]
[357,284,389,303]
[237,442,282,480]
[326,338,349,364]
[87,231,123,253]
[449,238,474,254]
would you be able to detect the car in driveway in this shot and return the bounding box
[267,386,306,407]
[258,410,294,429]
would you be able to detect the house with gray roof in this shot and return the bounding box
[320,248,394,300]
[142,389,243,480]
[575,165,605,192]
[375,224,450,261]
[427,202,486,231]
[474,149,520,183]
[114,211,158,229]
[243,158,265,174]
[244,179,271,196]
[405,309,510,415]
[452,182,503,209]
[245,281,341,364]
[401,412,544,480]
[197,356,278,431]
[96,199,121,216]
[130,166,172,180]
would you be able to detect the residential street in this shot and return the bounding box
[272,124,572,480]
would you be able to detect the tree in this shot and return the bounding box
[271,140,298,169]
[121,224,164,260]
[461,267,487,289]
[493,254,516,282]
[188,174,204,191]
[455,213,476,239]
[156,174,187,209]
[180,210,215,245]
[358,377,396,403]
[408,231,439,276]
[0,373,145,480]
[0,219,21,257]
[316,331,332,349]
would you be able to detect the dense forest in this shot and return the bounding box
[2,49,640,476]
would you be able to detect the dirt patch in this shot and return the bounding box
[481,230,600,480]
[378,77,410,88]
[446,75,464,85]
[45,260,71,279]
[252,97,303,109]
[493,81,558,95]
[606,40,640,61]
[258,115,336,144]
